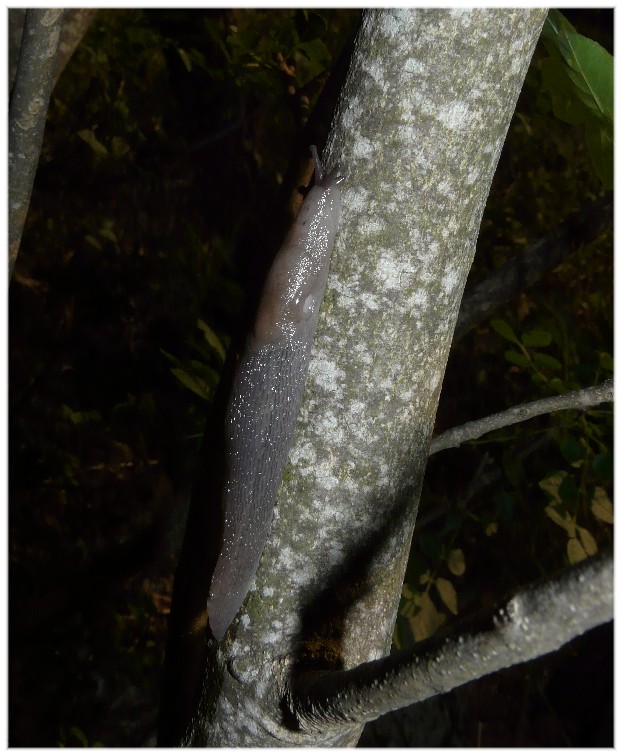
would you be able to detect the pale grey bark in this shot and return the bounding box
[179,8,548,747]
[289,552,612,730]
[430,378,613,455]
[9,8,64,279]
[9,9,97,91]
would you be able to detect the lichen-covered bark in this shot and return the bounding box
[8,9,97,93]
[430,378,613,455]
[9,9,64,278]
[181,8,547,746]
[290,552,612,729]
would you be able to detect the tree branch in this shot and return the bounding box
[430,379,613,455]
[289,552,613,732]
[9,9,97,92]
[9,8,64,279]
[455,194,613,340]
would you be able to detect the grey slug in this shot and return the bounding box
[207,146,343,641]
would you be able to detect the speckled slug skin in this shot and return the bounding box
[207,147,343,641]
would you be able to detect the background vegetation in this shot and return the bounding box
[9,9,612,746]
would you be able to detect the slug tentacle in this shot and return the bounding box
[207,146,342,641]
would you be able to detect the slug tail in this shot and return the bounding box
[207,584,247,642]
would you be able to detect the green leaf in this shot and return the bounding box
[548,377,566,393]
[522,329,552,348]
[540,471,567,504]
[542,9,577,53]
[197,319,226,361]
[295,38,331,86]
[60,404,100,425]
[543,10,613,123]
[170,367,212,401]
[562,34,613,123]
[585,119,614,190]
[593,452,613,480]
[540,10,614,189]
[532,352,562,371]
[447,548,465,577]
[591,487,613,524]
[559,439,585,465]
[545,504,573,534]
[227,27,262,56]
[84,234,102,250]
[160,348,180,366]
[296,9,327,41]
[591,486,614,524]
[170,367,207,399]
[408,591,446,642]
[110,136,130,159]
[69,726,89,747]
[189,359,220,384]
[490,318,519,345]
[599,352,614,372]
[98,227,117,244]
[504,349,530,369]
[77,128,109,157]
[435,577,458,615]
[576,525,598,556]
[177,47,192,72]
[540,58,591,125]
[567,536,587,564]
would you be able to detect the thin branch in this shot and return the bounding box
[288,553,612,732]
[455,194,613,341]
[430,379,613,455]
[9,8,64,280]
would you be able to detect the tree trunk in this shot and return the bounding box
[9,8,64,278]
[163,8,549,746]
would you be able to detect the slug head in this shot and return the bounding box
[254,163,342,345]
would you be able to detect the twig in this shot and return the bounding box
[418,432,552,530]
[430,379,613,455]
[9,9,64,279]
[455,195,613,341]
[288,552,612,732]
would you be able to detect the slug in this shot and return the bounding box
[207,146,343,641]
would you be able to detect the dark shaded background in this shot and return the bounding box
[9,9,612,746]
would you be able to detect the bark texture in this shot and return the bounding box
[176,8,548,746]
[9,9,97,92]
[9,9,64,278]
[290,552,612,728]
